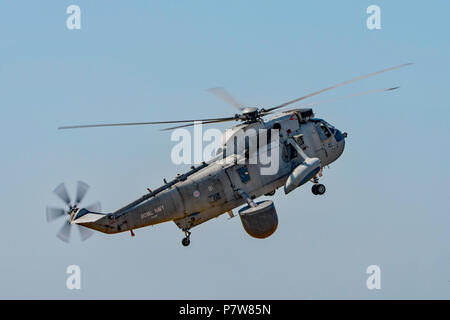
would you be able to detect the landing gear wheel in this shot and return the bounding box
[181,229,191,247]
[312,184,326,195]
[182,237,190,246]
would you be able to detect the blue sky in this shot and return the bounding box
[0,0,449,299]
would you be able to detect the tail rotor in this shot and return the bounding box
[46,181,101,243]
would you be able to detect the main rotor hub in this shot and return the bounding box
[240,107,260,123]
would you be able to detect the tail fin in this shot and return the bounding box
[71,208,106,224]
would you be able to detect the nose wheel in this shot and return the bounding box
[181,230,191,247]
[312,184,326,195]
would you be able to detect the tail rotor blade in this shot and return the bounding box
[56,221,72,243]
[53,183,71,206]
[75,181,89,205]
[77,225,94,241]
[46,206,67,222]
[85,201,101,213]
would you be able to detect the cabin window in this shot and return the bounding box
[236,166,251,184]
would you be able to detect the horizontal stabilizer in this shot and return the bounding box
[71,208,106,224]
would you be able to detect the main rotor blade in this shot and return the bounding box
[85,201,101,213]
[78,225,94,241]
[46,206,67,222]
[53,183,71,206]
[75,181,89,205]
[263,63,413,113]
[160,118,236,131]
[207,87,245,111]
[57,221,72,243]
[285,86,400,111]
[58,117,236,130]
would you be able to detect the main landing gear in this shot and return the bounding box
[311,177,326,195]
[312,184,326,195]
[181,230,191,247]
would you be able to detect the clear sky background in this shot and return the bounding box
[0,0,449,299]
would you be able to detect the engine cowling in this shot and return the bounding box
[284,157,321,194]
[238,200,278,239]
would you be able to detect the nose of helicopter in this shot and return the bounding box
[334,128,345,141]
[334,129,346,159]
[333,128,345,141]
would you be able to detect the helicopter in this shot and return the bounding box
[46,63,412,246]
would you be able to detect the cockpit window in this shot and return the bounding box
[325,122,336,134]
[316,123,332,141]
[334,129,344,142]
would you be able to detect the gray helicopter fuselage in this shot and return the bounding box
[78,109,345,234]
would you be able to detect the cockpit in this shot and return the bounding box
[311,118,345,142]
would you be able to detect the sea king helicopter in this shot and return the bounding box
[46,63,412,246]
